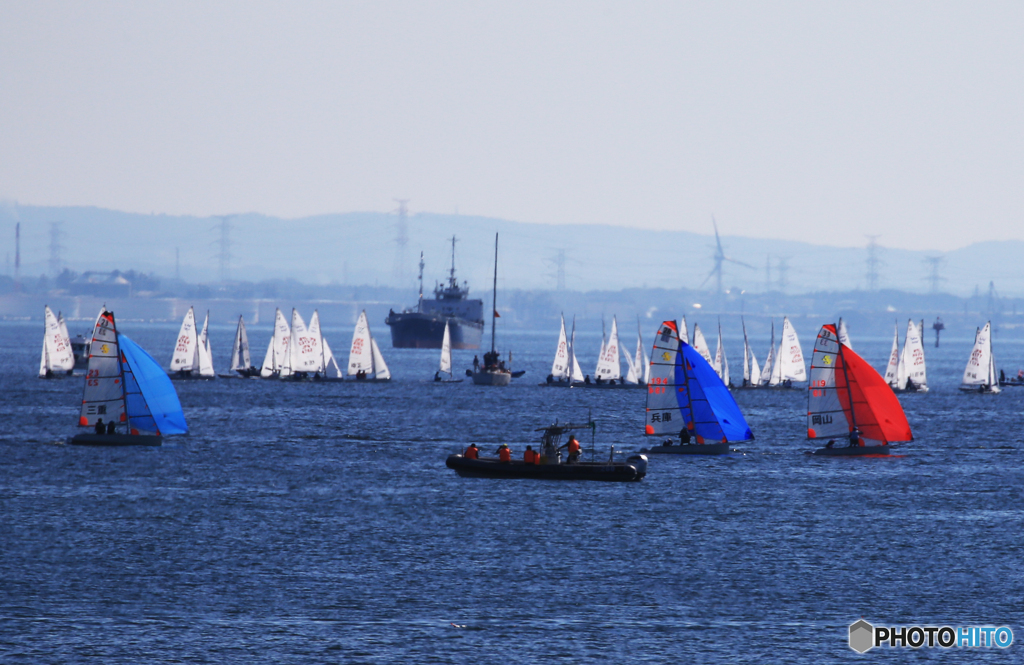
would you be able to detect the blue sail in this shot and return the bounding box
[119,334,188,436]
[676,342,753,443]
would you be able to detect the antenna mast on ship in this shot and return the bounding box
[449,235,458,289]
[417,251,424,312]
[491,233,499,354]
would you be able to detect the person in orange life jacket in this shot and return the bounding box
[496,443,511,462]
[561,435,581,463]
[464,443,479,459]
[523,445,538,464]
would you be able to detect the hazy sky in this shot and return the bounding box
[2,1,1023,251]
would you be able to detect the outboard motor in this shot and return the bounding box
[625,454,648,479]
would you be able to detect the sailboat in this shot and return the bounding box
[169,307,215,379]
[691,323,714,368]
[769,316,806,388]
[471,233,513,386]
[196,311,215,378]
[960,322,1000,393]
[39,305,75,378]
[348,310,391,381]
[588,316,630,387]
[220,316,260,378]
[286,309,321,380]
[434,321,462,382]
[738,317,761,389]
[260,308,292,379]
[69,309,188,446]
[569,316,584,384]
[309,310,344,381]
[624,318,649,386]
[542,314,573,386]
[807,323,912,456]
[885,319,928,393]
[642,320,753,455]
[901,319,928,392]
[713,320,731,387]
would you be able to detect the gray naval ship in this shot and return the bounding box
[385,237,484,349]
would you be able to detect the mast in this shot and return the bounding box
[490,232,498,354]
[417,252,425,312]
[449,235,458,289]
[835,325,858,438]
[112,310,128,434]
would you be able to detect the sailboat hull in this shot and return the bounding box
[472,370,511,386]
[811,445,889,456]
[642,442,731,455]
[168,371,215,381]
[579,381,641,390]
[959,384,1000,394]
[67,433,163,447]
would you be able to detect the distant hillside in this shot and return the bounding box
[2,203,1023,296]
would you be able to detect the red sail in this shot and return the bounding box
[836,343,913,444]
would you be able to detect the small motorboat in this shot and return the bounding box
[446,421,647,482]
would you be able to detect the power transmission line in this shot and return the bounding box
[865,235,883,290]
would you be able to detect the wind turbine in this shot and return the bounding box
[699,216,756,295]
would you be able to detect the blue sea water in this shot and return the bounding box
[2,319,1023,663]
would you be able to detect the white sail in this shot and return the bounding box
[440,321,453,377]
[777,316,806,382]
[569,317,584,383]
[54,312,75,371]
[741,318,760,387]
[678,316,689,344]
[371,337,391,380]
[623,339,638,384]
[550,315,570,380]
[692,323,714,367]
[750,349,762,386]
[595,317,622,381]
[901,319,927,391]
[40,306,75,375]
[883,322,901,387]
[230,316,251,372]
[348,310,374,377]
[274,308,292,377]
[764,320,778,386]
[644,320,683,436]
[79,309,125,428]
[290,309,320,374]
[713,322,729,385]
[962,322,998,391]
[260,337,275,377]
[169,307,198,372]
[307,311,325,374]
[838,317,853,349]
[196,311,215,377]
[635,321,649,384]
[322,337,344,378]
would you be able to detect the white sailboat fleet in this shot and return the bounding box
[882,319,929,393]
[542,314,645,388]
[169,307,215,379]
[960,321,999,394]
[38,305,75,378]
[256,307,346,381]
